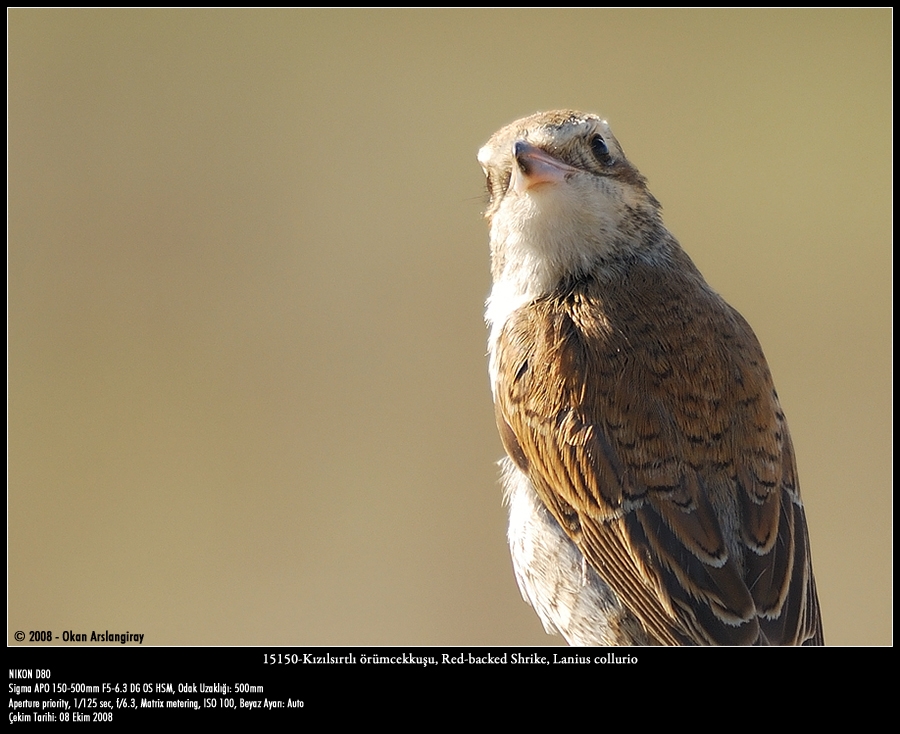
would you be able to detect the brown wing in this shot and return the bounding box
[493,266,823,645]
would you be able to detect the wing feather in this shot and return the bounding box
[493,265,822,645]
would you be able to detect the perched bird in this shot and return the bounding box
[479,110,823,645]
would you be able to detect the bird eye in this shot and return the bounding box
[589,134,610,162]
[482,170,511,205]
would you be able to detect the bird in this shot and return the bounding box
[479,110,823,645]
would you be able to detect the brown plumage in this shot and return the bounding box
[480,110,823,645]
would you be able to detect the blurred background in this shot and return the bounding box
[9,9,890,646]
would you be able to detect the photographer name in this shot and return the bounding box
[60,630,144,644]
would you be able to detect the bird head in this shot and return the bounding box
[478,110,663,293]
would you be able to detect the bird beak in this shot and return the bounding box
[511,141,579,193]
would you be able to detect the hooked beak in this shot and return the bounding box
[511,141,580,193]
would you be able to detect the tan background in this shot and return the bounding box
[9,9,890,646]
